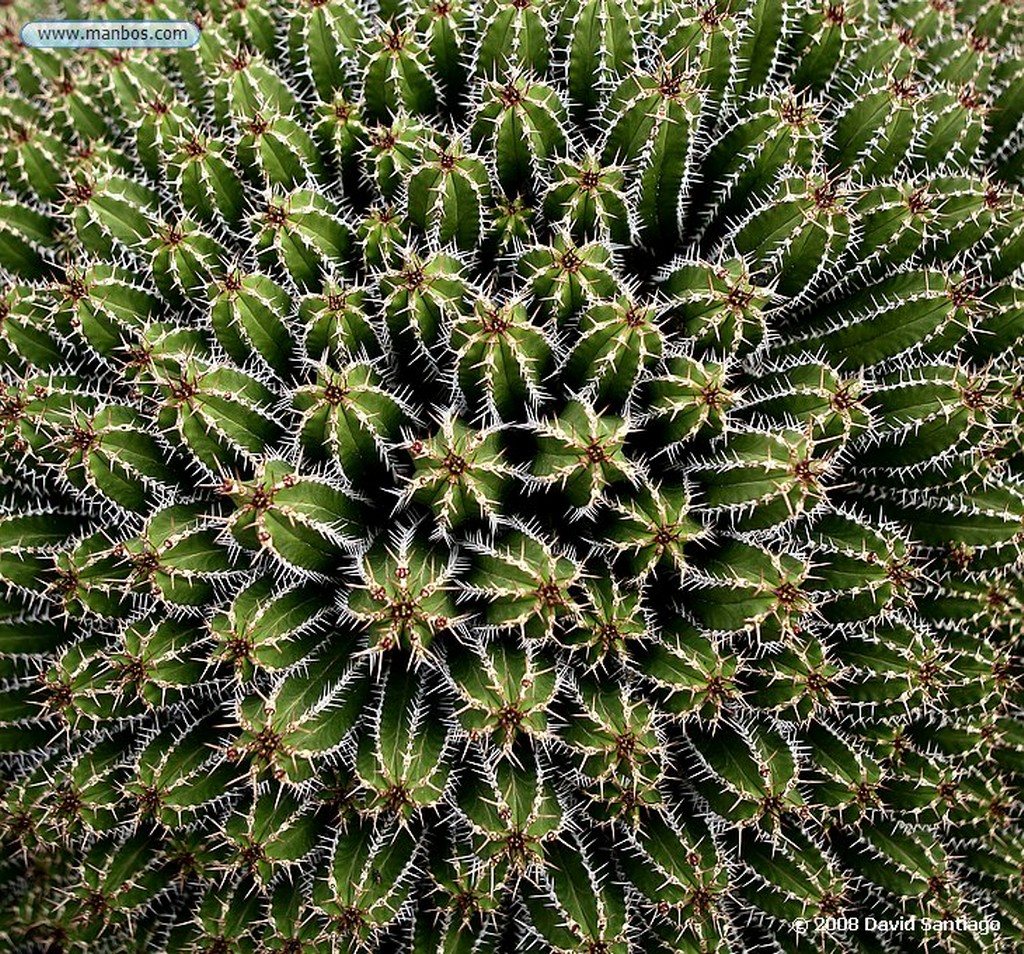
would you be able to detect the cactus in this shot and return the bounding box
[0,0,1022,952]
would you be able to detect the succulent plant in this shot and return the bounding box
[1,0,1023,951]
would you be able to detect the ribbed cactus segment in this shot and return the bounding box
[532,399,637,508]
[543,152,631,245]
[151,219,228,306]
[525,837,629,951]
[850,364,994,468]
[660,257,769,355]
[830,71,923,179]
[57,404,177,512]
[603,63,702,248]
[697,93,824,243]
[476,0,555,78]
[211,270,296,374]
[789,0,868,90]
[470,530,584,638]
[687,539,812,634]
[732,0,789,97]
[380,248,468,349]
[253,188,354,288]
[1,0,1022,951]
[347,535,460,654]
[471,73,567,196]
[731,171,852,298]
[557,0,638,119]
[691,428,829,529]
[286,0,363,102]
[406,138,490,249]
[366,114,436,200]
[217,48,300,126]
[294,361,407,479]
[300,280,379,360]
[564,295,662,404]
[520,231,616,323]
[568,672,662,798]
[620,807,725,942]
[169,129,246,227]
[355,661,450,815]
[234,638,364,783]
[457,747,562,870]
[452,296,551,418]
[211,578,327,676]
[414,0,470,102]
[149,352,282,475]
[225,459,362,571]
[405,417,512,528]
[52,264,155,358]
[659,2,739,104]
[0,97,68,202]
[799,513,912,621]
[133,94,193,179]
[1,284,63,369]
[602,482,702,578]
[66,169,160,254]
[364,20,439,121]
[237,108,326,188]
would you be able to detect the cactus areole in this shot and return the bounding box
[1,0,1023,952]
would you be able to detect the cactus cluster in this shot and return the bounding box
[1,0,1023,950]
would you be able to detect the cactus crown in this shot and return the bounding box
[1,0,1023,951]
